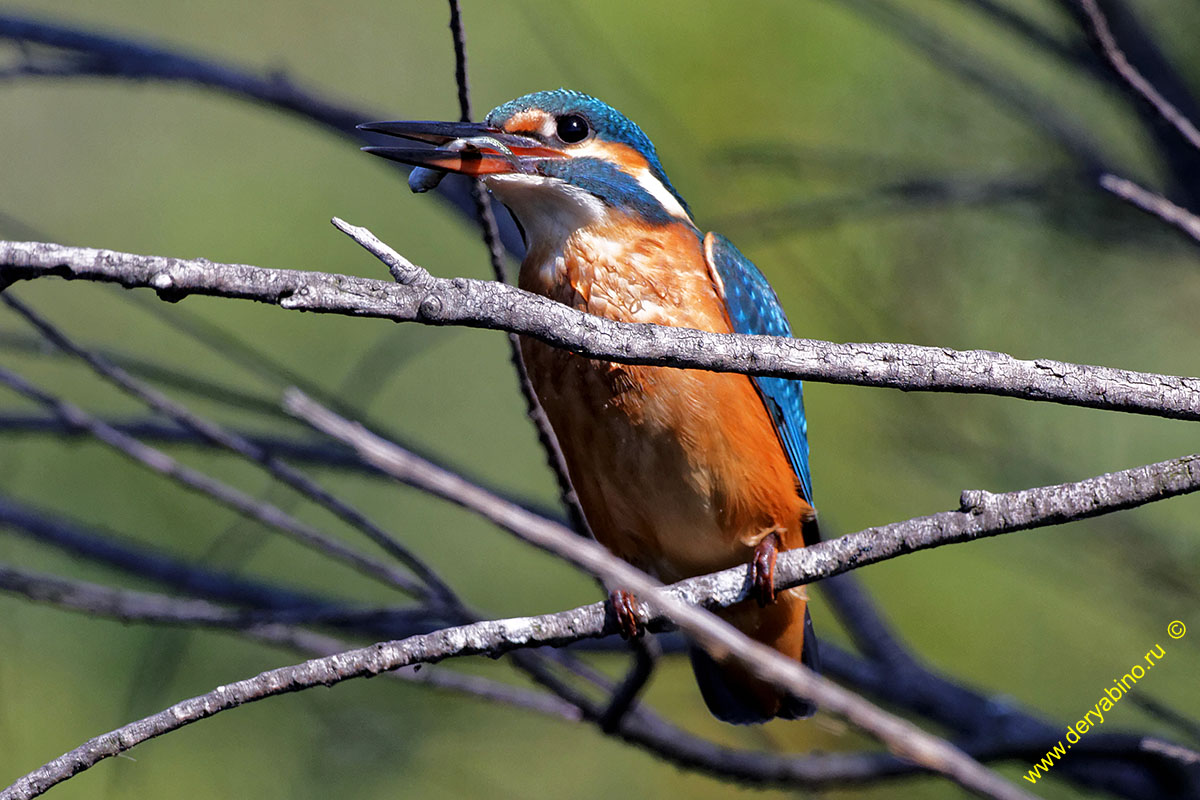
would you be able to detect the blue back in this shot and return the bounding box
[708,233,813,503]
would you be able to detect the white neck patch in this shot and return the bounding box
[629,165,691,222]
[484,172,608,250]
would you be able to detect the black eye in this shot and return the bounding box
[556,114,589,144]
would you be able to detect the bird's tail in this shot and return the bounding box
[688,587,819,724]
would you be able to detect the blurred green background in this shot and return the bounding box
[1,1,1198,798]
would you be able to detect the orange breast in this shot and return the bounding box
[519,215,812,582]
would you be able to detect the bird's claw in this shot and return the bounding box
[750,531,781,607]
[610,589,644,639]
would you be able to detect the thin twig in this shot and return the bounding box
[443,0,590,536]
[0,562,402,629]
[598,636,659,732]
[447,0,473,127]
[1,292,456,604]
[1075,0,1200,154]
[7,387,1045,800]
[0,13,524,254]
[284,390,1044,799]
[0,562,578,720]
[4,234,1199,421]
[1099,173,1200,245]
[0,365,425,596]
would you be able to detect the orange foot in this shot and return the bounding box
[749,531,782,607]
[609,589,644,639]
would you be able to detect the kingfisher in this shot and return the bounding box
[360,90,819,723]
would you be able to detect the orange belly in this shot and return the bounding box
[516,216,812,581]
[521,338,810,580]
[516,215,817,723]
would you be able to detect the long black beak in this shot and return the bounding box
[357,120,563,176]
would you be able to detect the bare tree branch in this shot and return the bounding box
[1,292,456,604]
[0,12,525,256]
[0,562,395,629]
[1100,173,1200,245]
[282,393,1200,798]
[1075,0,1200,154]
[3,235,1199,422]
[8,389,1048,800]
[442,0,591,539]
[7,416,1197,797]
[0,562,580,720]
[0,365,425,596]
[21,401,1198,800]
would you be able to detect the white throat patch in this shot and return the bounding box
[484,173,608,249]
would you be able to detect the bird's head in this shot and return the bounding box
[360,90,693,247]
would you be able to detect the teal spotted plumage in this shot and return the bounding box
[706,233,813,504]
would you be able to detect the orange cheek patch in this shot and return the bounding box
[503,110,551,136]
[574,140,650,173]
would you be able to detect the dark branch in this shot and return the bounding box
[440,1,590,537]
[1074,0,1200,153]
[0,12,525,255]
[284,390,1033,799]
[2,292,455,604]
[0,364,425,596]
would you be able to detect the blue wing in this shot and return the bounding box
[704,232,813,503]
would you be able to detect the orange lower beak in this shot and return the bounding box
[357,120,562,177]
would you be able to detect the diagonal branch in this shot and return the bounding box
[4,233,1198,421]
[0,562,579,720]
[0,365,424,596]
[7,419,1197,797]
[1100,173,1200,245]
[0,12,525,256]
[1074,0,1200,155]
[1,292,456,603]
[11,390,1051,800]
